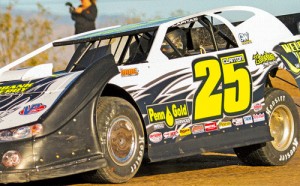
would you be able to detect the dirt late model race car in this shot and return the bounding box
[0,6,300,184]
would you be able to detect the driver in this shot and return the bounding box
[161,28,187,59]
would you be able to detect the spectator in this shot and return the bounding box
[69,0,98,34]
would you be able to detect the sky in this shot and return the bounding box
[0,0,299,39]
[0,0,299,65]
[0,0,300,19]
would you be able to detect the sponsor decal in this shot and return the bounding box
[192,50,251,123]
[179,128,191,137]
[175,118,191,125]
[172,17,198,27]
[280,40,300,53]
[130,135,144,173]
[253,113,265,123]
[219,121,232,129]
[274,40,300,74]
[238,32,252,45]
[252,52,278,66]
[232,118,243,126]
[163,130,178,139]
[266,96,285,116]
[204,122,218,132]
[147,100,190,128]
[120,68,139,77]
[149,132,162,143]
[243,115,253,124]
[253,103,263,112]
[192,124,205,134]
[0,83,34,94]
[220,53,246,64]
[153,123,165,130]
[19,103,46,115]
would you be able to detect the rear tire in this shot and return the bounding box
[234,88,299,165]
[86,96,145,183]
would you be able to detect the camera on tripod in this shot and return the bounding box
[65,2,75,12]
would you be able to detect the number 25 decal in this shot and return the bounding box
[192,51,252,122]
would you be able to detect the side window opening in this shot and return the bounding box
[199,16,238,51]
[112,31,156,65]
[65,30,157,71]
[161,27,187,59]
[189,20,214,54]
[161,15,238,59]
[125,33,154,64]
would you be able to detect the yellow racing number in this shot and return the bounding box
[222,60,252,115]
[192,52,252,122]
[193,58,223,121]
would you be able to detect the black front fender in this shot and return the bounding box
[40,54,119,133]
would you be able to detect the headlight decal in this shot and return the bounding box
[0,124,43,141]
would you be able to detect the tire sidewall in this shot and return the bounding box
[96,97,145,182]
[264,89,299,165]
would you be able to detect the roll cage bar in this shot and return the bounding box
[66,30,157,72]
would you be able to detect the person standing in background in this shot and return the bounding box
[68,0,98,34]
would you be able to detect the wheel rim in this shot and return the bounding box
[269,105,294,151]
[107,116,137,166]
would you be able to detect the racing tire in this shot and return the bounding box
[85,96,145,183]
[234,88,299,166]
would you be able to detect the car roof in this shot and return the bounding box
[53,6,284,47]
[53,17,178,46]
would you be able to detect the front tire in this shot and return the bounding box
[234,88,299,165]
[87,96,145,183]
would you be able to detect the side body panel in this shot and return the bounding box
[110,48,272,161]
[110,7,300,162]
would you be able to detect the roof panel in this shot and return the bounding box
[53,17,178,46]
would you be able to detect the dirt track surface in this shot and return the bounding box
[15,150,300,186]
[11,70,300,186]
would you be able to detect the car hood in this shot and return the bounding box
[0,71,82,130]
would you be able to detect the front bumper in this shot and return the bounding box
[0,155,106,183]
[0,102,106,184]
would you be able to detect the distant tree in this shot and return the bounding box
[124,9,145,24]
[0,3,56,67]
[170,9,189,17]
[121,9,189,25]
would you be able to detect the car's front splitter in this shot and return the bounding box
[0,155,107,183]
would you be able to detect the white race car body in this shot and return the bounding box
[0,6,299,183]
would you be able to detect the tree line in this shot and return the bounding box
[0,3,55,68]
[0,3,188,69]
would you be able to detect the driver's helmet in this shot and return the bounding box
[161,28,187,59]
